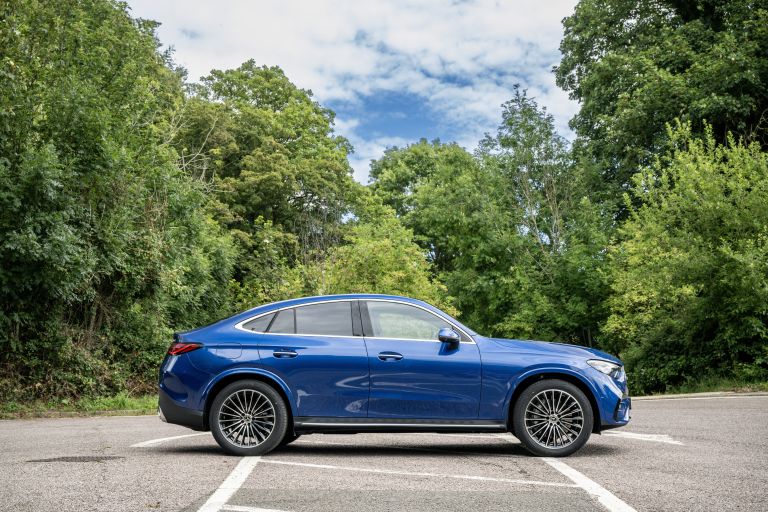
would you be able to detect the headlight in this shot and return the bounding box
[587,359,623,379]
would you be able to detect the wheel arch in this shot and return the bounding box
[506,370,602,434]
[202,370,296,431]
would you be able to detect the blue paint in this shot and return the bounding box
[159,294,630,437]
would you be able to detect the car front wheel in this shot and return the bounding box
[210,380,288,456]
[513,379,594,457]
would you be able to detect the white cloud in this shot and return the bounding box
[344,130,412,184]
[127,0,579,181]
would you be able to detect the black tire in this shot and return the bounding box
[210,380,288,456]
[512,379,593,457]
[279,432,301,446]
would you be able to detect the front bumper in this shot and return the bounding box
[614,396,631,422]
[158,388,205,431]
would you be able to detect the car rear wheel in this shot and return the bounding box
[210,380,288,456]
[513,379,593,457]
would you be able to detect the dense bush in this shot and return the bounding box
[604,125,768,392]
[0,0,235,399]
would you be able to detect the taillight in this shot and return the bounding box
[167,342,202,355]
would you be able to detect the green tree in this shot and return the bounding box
[604,124,768,393]
[0,0,234,399]
[370,139,480,272]
[556,0,768,200]
[173,61,363,305]
[369,90,610,343]
[312,197,454,312]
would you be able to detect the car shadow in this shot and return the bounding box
[280,441,621,458]
[282,441,530,457]
[152,438,622,458]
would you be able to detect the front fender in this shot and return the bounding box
[504,365,603,411]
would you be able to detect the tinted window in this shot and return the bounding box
[268,309,295,334]
[366,301,450,340]
[295,302,353,336]
[242,313,274,332]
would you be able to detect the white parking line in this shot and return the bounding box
[198,457,262,512]
[542,457,637,512]
[130,432,209,447]
[221,505,291,512]
[260,458,578,488]
[495,435,637,512]
[296,438,512,457]
[603,431,682,445]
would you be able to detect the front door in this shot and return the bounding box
[362,300,481,419]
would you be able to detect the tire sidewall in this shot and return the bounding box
[209,380,289,456]
[513,379,594,457]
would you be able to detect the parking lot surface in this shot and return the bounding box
[0,394,766,511]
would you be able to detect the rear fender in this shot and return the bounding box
[201,367,298,419]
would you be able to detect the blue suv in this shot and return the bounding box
[158,294,630,457]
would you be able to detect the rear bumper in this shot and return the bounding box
[158,388,205,431]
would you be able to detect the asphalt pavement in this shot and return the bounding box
[0,394,766,511]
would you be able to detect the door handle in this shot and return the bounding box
[378,351,403,361]
[273,350,298,358]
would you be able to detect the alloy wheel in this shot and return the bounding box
[524,389,584,449]
[218,389,275,447]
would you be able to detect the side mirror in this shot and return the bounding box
[438,327,461,348]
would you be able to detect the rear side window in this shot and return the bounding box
[242,313,274,332]
[268,309,295,334]
[295,301,354,336]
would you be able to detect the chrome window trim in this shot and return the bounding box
[233,298,475,344]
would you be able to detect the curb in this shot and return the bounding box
[633,391,768,401]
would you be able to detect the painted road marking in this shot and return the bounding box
[221,505,291,512]
[603,431,682,445]
[130,432,209,447]
[496,434,637,512]
[542,457,637,512]
[198,457,262,512]
[260,458,578,488]
[296,438,515,458]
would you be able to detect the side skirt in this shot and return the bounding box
[294,417,507,434]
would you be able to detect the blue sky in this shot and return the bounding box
[127,0,579,182]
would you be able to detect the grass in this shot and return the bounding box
[0,392,157,419]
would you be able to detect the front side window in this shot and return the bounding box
[295,301,354,336]
[366,301,450,340]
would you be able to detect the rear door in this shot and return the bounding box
[251,300,370,418]
[362,300,481,419]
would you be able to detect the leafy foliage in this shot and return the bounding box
[313,197,454,312]
[2,0,767,400]
[556,0,768,201]
[604,124,768,392]
[172,61,363,309]
[369,91,610,344]
[0,0,234,399]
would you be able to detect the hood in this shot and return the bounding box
[486,337,622,365]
